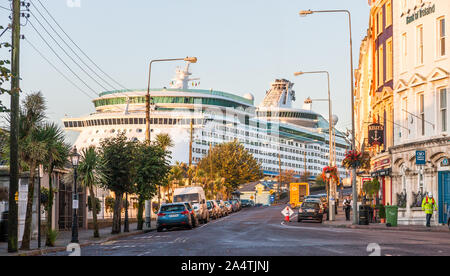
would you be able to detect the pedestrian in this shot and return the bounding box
[422,192,438,227]
[343,196,352,221]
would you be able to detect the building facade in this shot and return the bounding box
[391,0,449,225]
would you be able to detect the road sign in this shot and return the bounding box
[416,151,426,165]
[281,206,294,217]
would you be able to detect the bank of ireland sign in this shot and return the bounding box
[406,4,435,24]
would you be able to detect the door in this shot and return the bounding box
[438,171,450,224]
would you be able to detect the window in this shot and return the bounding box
[378,10,383,35]
[419,94,425,136]
[437,17,446,57]
[440,88,447,132]
[386,1,392,27]
[401,33,407,72]
[417,25,424,65]
[378,45,384,87]
[386,38,393,81]
[402,97,408,138]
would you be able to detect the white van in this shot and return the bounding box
[173,186,209,224]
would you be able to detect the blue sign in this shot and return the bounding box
[416,151,426,165]
[442,158,449,167]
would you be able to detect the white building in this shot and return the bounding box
[392,0,449,225]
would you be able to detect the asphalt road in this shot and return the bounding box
[46,205,450,256]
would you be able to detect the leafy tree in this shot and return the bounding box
[154,133,174,205]
[88,195,101,215]
[99,133,136,234]
[166,161,185,201]
[14,93,48,249]
[42,123,70,246]
[77,146,107,238]
[197,140,263,198]
[133,142,170,230]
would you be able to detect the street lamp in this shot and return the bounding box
[70,146,80,244]
[299,9,358,224]
[144,56,198,230]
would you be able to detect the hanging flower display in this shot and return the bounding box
[321,166,339,183]
[342,150,371,170]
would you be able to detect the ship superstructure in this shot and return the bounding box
[63,64,349,180]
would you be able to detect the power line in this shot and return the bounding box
[29,0,118,91]
[25,38,94,100]
[28,13,110,91]
[28,20,99,96]
[0,6,10,11]
[33,0,128,90]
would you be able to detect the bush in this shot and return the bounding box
[377,204,386,219]
[46,229,59,247]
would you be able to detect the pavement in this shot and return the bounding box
[322,205,449,233]
[40,205,450,256]
[0,220,156,256]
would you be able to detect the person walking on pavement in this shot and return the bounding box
[343,196,352,221]
[422,192,438,227]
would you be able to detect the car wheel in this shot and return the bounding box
[157,227,163,232]
[297,219,302,223]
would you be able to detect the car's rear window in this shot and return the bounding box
[302,202,319,209]
[160,205,185,212]
[207,201,212,208]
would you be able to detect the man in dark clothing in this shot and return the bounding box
[343,196,352,221]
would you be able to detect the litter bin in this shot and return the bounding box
[359,205,370,225]
[385,205,398,227]
[0,211,8,242]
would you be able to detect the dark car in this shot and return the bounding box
[157,203,194,232]
[241,199,254,208]
[183,202,199,227]
[298,201,324,223]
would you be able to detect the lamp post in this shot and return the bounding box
[144,56,198,230]
[299,9,357,224]
[70,146,80,244]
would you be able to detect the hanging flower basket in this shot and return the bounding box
[321,166,339,183]
[342,150,371,170]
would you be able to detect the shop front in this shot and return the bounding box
[370,154,393,206]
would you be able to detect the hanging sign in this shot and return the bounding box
[368,123,384,146]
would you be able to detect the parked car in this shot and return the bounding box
[173,186,209,224]
[240,199,254,208]
[183,202,199,227]
[224,201,233,215]
[230,199,241,211]
[206,200,219,220]
[304,198,322,204]
[216,200,227,216]
[227,200,239,212]
[211,200,223,218]
[157,203,194,232]
[297,201,324,223]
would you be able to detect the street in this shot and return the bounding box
[46,206,450,256]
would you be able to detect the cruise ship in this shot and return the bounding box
[63,62,350,180]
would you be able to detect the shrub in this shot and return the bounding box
[46,229,59,247]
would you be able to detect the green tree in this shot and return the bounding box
[77,146,107,238]
[166,162,185,201]
[133,142,170,230]
[42,123,70,246]
[197,140,263,198]
[154,133,174,205]
[17,92,47,250]
[99,133,136,234]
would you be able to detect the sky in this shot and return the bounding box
[0,0,370,143]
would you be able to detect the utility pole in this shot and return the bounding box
[188,119,194,186]
[8,0,20,253]
[209,142,213,198]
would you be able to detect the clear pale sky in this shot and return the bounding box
[0,0,370,143]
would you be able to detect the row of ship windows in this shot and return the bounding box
[256,111,318,120]
[93,96,250,110]
[64,118,205,128]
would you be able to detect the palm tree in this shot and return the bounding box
[154,133,174,204]
[77,146,107,238]
[42,123,70,247]
[167,162,184,201]
[18,92,47,250]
